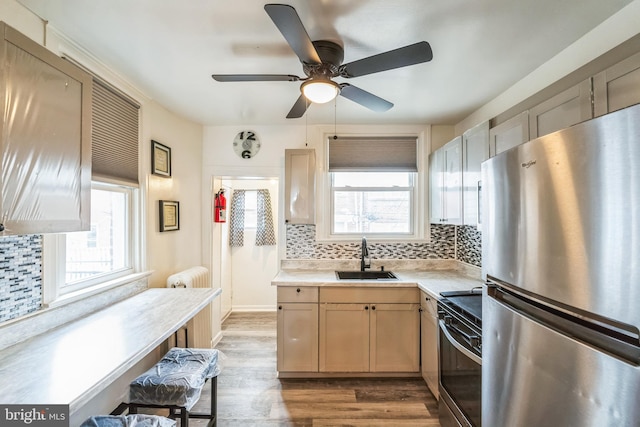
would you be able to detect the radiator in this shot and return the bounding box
[167,266,212,348]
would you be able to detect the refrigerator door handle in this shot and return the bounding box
[439,320,482,365]
[489,286,640,366]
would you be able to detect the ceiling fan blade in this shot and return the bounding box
[286,94,310,119]
[339,84,393,112]
[339,41,433,78]
[212,74,301,82]
[264,4,322,65]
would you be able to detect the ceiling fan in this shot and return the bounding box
[212,3,433,119]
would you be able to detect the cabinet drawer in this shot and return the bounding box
[278,286,319,303]
[320,287,419,303]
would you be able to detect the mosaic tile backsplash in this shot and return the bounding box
[0,235,43,323]
[286,223,482,267]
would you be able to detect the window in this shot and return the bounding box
[332,172,414,234]
[243,190,257,229]
[42,66,141,305]
[318,133,428,241]
[60,182,136,294]
[64,183,133,286]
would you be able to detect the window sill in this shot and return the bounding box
[46,271,152,309]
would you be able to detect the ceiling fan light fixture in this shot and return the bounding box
[301,78,340,104]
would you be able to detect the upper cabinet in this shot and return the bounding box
[489,111,529,157]
[430,136,462,225]
[529,79,593,139]
[285,148,316,224]
[593,51,640,117]
[0,22,92,235]
[462,122,489,227]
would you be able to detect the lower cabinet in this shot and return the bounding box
[277,287,319,372]
[319,287,420,373]
[318,303,369,372]
[420,291,439,399]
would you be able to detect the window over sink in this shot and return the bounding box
[317,133,429,242]
[331,172,414,235]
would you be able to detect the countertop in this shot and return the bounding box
[272,268,483,299]
[0,287,220,414]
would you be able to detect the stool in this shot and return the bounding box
[128,348,221,427]
[80,414,176,427]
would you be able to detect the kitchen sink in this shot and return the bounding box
[335,270,398,280]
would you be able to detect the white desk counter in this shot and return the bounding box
[0,287,220,415]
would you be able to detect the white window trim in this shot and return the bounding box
[43,181,144,307]
[316,131,430,243]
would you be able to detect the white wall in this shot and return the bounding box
[144,102,203,288]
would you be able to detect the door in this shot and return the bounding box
[593,50,640,116]
[489,111,529,157]
[442,139,462,224]
[319,303,369,372]
[482,105,640,326]
[484,288,640,427]
[421,293,439,399]
[277,302,319,372]
[370,303,420,372]
[430,137,462,224]
[529,79,592,139]
[462,122,489,226]
[227,179,279,311]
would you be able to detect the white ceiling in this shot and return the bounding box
[16,0,633,126]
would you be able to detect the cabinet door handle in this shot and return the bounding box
[365,305,369,310]
[371,305,376,310]
[278,305,282,310]
[425,296,431,301]
[296,288,301,293]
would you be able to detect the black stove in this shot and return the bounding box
[439,289,483,327]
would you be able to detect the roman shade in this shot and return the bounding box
[328,136,418,172]
[92,79,140,185]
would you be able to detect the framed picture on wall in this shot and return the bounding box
[159,200,180,232]
[152,140,172,177]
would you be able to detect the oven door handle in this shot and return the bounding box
[439,320,482,365]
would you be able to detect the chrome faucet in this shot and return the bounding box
[360,237,371,272]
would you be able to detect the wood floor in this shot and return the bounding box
[171,312,440,426]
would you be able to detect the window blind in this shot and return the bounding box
[328,136,418,172]
[92,79,140,185]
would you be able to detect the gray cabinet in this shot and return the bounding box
[420,291,439,399]
[429,136,462,225]
[318,287,420,374]
[489,111,529,157]
[529,79,592,139]
[462,122,489,227]
[0,22,91,235]
[594,51,640,117]
[277,287,319,373]
[284,149,316,224]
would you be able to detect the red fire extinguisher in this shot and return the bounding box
[214,189,226,223]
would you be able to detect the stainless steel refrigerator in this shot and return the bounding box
[482,103,640,426]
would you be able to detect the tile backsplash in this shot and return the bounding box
[286,223,481,267]
[0,235,42,323]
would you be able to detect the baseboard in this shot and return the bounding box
[212,330,224,347]
[231,305,277,312]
